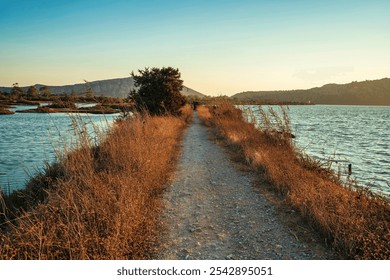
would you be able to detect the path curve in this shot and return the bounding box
[158,113,334,260]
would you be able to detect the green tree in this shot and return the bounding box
[39,86,52,98]
[26,86,39,98]
[83,80,94,99]
[10,83,24,99]
[129,67,186,115]
[70,91,78,101]
[85,89,94,99]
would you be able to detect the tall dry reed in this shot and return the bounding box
[198,102,389,259]
[0,110,190,259]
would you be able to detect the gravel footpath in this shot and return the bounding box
[157,113,335,260]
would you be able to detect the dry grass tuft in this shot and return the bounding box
[198,101,389,259]
[179,104,194,125]
[0,109,191,259]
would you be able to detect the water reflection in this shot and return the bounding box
[0,106,118,193]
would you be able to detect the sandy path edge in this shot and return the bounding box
[157,113,336,260]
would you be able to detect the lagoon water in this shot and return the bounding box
[243,105,390,197]
[0,105,117,193]
[1,104,389,197]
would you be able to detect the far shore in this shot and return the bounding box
[0,100,132,115]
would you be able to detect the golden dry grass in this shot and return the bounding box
[0,109,191,259]
[198,102,389,259]
[179,103,194,124]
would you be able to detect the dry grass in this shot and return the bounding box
[0,109,191,259]
[198,102,389,259]
[179,104,194,124]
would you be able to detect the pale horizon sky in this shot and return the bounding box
[1,0,389,96]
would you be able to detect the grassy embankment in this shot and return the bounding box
[197,102,389,260]
[0,105,193,259]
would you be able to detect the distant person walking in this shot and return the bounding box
[192,101,199,111]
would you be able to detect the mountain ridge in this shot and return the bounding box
[0,77,206,98]
[231,78,390,105]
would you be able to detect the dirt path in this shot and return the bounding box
[157,113,335,260]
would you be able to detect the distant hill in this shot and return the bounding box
[232,78,390,105]
[180,86,205,98]
[0,77,206,99]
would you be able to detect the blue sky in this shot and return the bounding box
[1,0,389,95]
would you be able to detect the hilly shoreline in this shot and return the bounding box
[232,78,390,106]
[0,77,206,99]
[2,77,389,105]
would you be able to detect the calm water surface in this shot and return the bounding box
[244,105,390,197]
[1,104,389,197]
[0,105,118,193]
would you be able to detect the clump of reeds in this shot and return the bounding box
[198,102,389,260]
[179,104,194,125]
[0,109,191,259]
